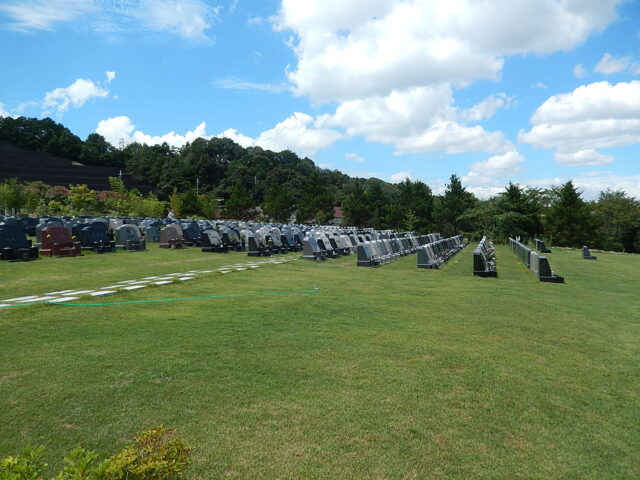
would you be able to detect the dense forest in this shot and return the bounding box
[1,115,639,252]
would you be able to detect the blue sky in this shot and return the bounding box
[1,0,639,198]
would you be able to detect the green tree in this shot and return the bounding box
[0,178,25,214]
[593,189,640,252]
[495,182,543,241]
[437,174,476,236]
[180,188,200,217]
[364,180,389,229]
[262,183,294,222]
[342,179,370,227]
[168,189,184,218]
[67,184,98,215]
[225,180,254,219]
[296,170,335,223]
[545,181,596,247]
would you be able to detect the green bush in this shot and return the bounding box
[0,426,192,480]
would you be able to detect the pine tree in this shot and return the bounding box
[545,181,595,247]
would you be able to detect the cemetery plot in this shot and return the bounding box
[534,238,551,253]
[473,236,497,277]
[417,234,466,269]
[583,246,598,260]
[0,224,39,261]
[509,237,564,283]
[159,224,185,249]
[76,222,116,253]
[114,225,147,251]
[39,226,82,257]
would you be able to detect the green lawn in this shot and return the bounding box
[1,244,639,479]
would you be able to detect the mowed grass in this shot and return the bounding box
[1,244,639,479]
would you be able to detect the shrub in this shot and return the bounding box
[0,426,192,480]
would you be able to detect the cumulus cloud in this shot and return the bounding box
[96,116,207,148]
[462,150,524,196]
[0,103,12,117]
[390,171,413,183]
[573,63,587,78]
[593,53,631,75]
[106,71,116,84]
[554,149,615,167]
[276,0,621,103]
[458,93,514,122]
[97,112,343,156]
[519,81,640,155]
[345,152,364,163]
[0,0,217,40]
[43,78,109,114]
[253,112,343,156]
[320,85,513,155]
[572,173,640,199]
[395,121,512,155]
[215,128,255,148]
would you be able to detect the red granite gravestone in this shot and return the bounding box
[40,226,82,257]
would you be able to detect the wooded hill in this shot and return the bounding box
[1,115,639,252]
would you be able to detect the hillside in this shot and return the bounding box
[0,143,155,193]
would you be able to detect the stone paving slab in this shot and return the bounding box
[1,258,294,305]
[53,296,80,302]
[91,291,117,297]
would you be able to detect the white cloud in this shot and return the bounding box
[213,77,289,93]
[43,78,109,114]
[134,0,217,41]
[462,150,524,196]
[106,71,116,84]
[0,103,18,118]
[554,149,615,167]
[96,116,208,148]
[520,81,640,154]
[215,128,255,148]
[95,116,136,146]
[510,172,640,200]
[458,93,514,122]
[0,0,96,31]
[254,112,343,156]
[276,0,621,103]
[390,171,413,183]
[572,172,640,199]
[573,63,587,78]
[345,152,364,163]
[534,82,548,89]
[594,53,631,75]
[217,113,343,156]
[321,85,513,155]
[0,0,217,40]
[97,112,343,156]
[395,121,512,155]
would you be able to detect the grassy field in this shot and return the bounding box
[1,244,639,479]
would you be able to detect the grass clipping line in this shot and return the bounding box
[41,288,321,307]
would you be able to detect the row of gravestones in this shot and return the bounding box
[509,237,564,283]
[355,234,420,267]
[473,236,497,277]
[536,237,598,261]
[416,235,467,269]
